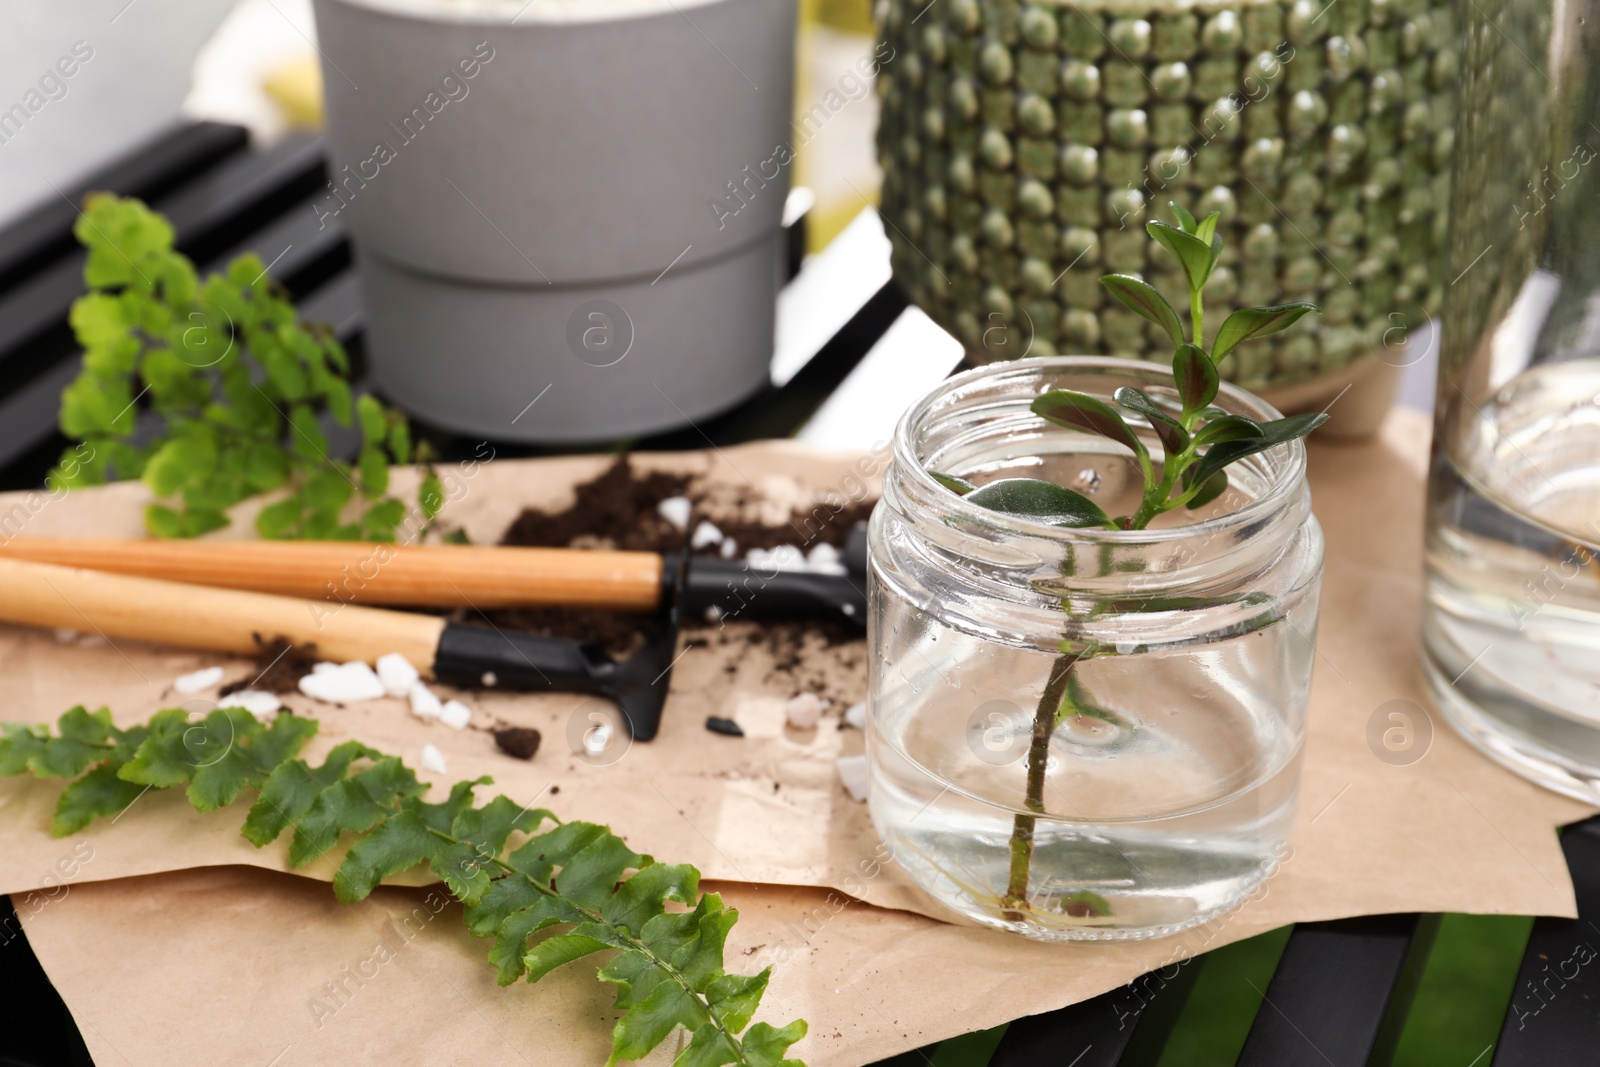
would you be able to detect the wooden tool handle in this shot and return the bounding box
[0,557,446,673]
[0,539,665,611]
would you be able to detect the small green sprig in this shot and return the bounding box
[49,194,443,541]
[934,203,1325,532]
[0,706,807,1067]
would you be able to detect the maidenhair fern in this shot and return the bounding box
[0,706,807,1067]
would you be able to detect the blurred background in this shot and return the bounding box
[0,0,882,252]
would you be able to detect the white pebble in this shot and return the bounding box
[298,661,386,704]
[719,538,738,559]
[785,692,823,730]
[216,690,283,718]
[439,699,473,730]
[173,666,224,694]
[375,652,420,698]
[844,701,867,730]
[584,722,614,757]
[657,495,692,531]
[419,743,448,775]
[835,755,870,802]
[408,681,443,721]
[691,520,724,549]
[53,628,80,645]
[806,542,848,575]
[747,544,807,573]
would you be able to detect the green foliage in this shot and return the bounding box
[962,478,1113,530]
[0,705,807,1066]
[937,202,1326,533]
[49,194,439,542]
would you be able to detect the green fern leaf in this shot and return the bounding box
[0,705,810,1066]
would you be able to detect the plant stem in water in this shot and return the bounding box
[1001,652,1078,918]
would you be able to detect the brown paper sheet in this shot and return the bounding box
[0,414,1592,931]
[18,864,1287,1066]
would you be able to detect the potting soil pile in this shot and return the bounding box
[0,418,1592,1066]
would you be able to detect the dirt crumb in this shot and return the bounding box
[221,636,318,696]
[493,727,543,760]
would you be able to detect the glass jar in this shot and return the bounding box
[866,357,1323,941]
[1420,0,1600,802]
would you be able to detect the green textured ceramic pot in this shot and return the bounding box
[875,0,1457,414]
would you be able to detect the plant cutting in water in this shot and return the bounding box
[929,203,1326,921]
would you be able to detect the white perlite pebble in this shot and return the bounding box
[53,629,80,645]
[298,661,386,704]
[657,496,692,531]
[747,544,807,573]
[419,743,448,775]
[584,722,614,757]
[835,755,869,802]
[173,666,224,694]
[843,702,867,730]
[376,652,420,698]
[719,538,739,559]
[439,699,473,730]
[785,692,823,730]
[806,542,848,576]
[690,520,724,549]
[216,690,283,718]
[409,681,443,720]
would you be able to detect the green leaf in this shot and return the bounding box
[609,975,712,1064]
[1111,387,1188,456]
[358,446,390,498]
[118,708,203,788]
[301,466,354,513]
[1190,412,1328,487]
[419,471,446,520]
[963,478,1114,529]
[1192,415,1264,447]
[242,740,380,847]
[1171,344,1219,415]
[52,763,148,837]
[256,496,303,539]
[27,706,114,778]
[387,419,412,465]
[525,932,615,983]
[1183,469,1230,510]
[1031,390,1147,459]
[0,723,49,776]
[741,1020,809,1067]
[927,471,976,495]
[706,968,771,1032]
[1145,221,1217,293]
[357,394,386,442]
[1168,202,1198,233]
[362,498,407,541]
[1099,275,1184,345]
[1212,303,1319,362]
[1193,210,1221,245]
[287,756,425,867]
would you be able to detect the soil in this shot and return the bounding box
[220,636,319,696]
[499,456,693,553]
[490,456,874,667]
[493,727,543,760]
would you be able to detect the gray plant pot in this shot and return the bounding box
[310,0,796,443]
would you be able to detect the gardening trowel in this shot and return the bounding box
[0,527,869,626]
[0,556,682,740]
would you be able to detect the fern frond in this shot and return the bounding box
[0,706,807,1066]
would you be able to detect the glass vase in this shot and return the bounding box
[1421,0,1600,801]
[866,357,1322,940]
